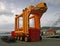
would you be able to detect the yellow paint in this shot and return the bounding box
[14,2,48,37]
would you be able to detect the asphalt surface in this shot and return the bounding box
[0,38,60,46]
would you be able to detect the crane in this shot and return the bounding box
[13,2,47,42]
[1,2,48,42]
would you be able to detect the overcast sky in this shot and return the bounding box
[0,0,60,32]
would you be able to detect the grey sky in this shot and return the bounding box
[0,0,60,32]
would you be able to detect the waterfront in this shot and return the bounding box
[0,29,60,46]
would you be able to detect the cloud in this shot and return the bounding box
[0,15,14,24]
[0,24,14,32]
[29,0,60,5]
[29,18,35,27]
[0,1,23,32]
[0,0,60,31]
[0,24,14,29]
[0,1,22,16]
[41,12,60,27]
[0,2,14,16]
[0,10,13,16]
[0,2,6,11]
[44,0,60,5]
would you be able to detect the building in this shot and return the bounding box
[56,30,60,35]
[45,29,56,36]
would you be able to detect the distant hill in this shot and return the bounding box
[41,27,60,30]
